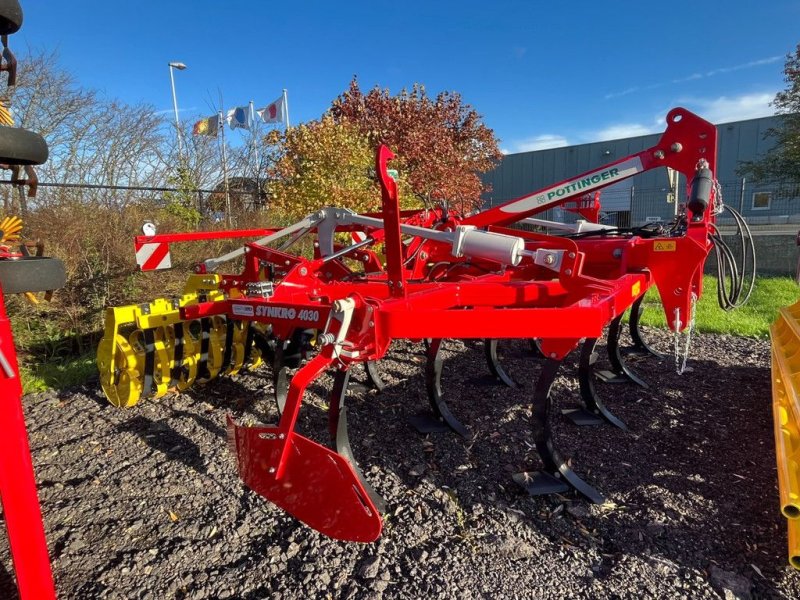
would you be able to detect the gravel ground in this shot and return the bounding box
[1,327,798,599]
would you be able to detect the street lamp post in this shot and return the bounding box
[168,61,187,160]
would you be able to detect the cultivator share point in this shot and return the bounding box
[100,107,743,542]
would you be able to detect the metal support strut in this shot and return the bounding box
[513,357,605,504]
[408,338,470,438]
[562,338,628,430]
[594,314,649,388]
[329,369,387,513]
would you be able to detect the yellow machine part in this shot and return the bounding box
[97,273,271,408]
[770,300,800,570]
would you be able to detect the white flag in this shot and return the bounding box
[256,95,285,124]
[226,106,250,130]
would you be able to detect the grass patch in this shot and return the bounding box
[638,275,798,338]
[19,353,97,394]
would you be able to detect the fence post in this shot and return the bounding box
[739,177,746,213]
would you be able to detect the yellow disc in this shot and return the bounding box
[97,333,142,408]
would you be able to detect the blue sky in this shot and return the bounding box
[16,0,800,154]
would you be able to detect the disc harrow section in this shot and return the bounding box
[99,107,736,544]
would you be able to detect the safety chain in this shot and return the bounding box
[673,292,697,374]
[712,179,724,215]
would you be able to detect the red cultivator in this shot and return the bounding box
[100,107,720,542]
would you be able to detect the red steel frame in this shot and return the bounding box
[142,107,719,542]
[0,284,56,599]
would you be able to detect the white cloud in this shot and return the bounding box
[509,134,569,152]
[679,92,776,124]
[589,123,656,141]
[503,91,778,155]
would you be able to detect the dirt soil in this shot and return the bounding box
[1,328,798,599]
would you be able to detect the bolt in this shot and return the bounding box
[612,248,623,258]
[397,281,403,288]
[671,142,683,152]
[314,241,320,247]
[244,247,250,253]
[363,255,369,262]
[420,252,427,260]
[568,252,575,259]
[222,279,227,285]
[285,260,290,266]
[674,287,683,296]
[387,281,393,287]
[544,254,555,265]
[299,267,308,276]
[268,467,276,474]
[654,150,665,159]
[369,320,374,327]
[550,352,557,358]
[564,269,572,275]
[278,433,285,440]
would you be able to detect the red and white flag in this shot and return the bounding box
[256,95,285,124]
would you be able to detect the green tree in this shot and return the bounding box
[738,44,800,181]
[266,117,415,219]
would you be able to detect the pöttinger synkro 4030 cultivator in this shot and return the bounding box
[99,107,722,542]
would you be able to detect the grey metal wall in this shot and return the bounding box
[481,115,793,225]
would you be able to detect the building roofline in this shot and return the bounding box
[502,113,787,158]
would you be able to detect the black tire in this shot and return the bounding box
[0,127,48,166]
[0,0,22,35]
[0,257,66,294]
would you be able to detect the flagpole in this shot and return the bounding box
[249,100,261,209]
[218,109,232,226]
[282,88,291,129]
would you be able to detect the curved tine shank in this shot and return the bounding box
[329,369,387,513]
[364,360,386,392]
[408,338,470,437]
[484,339,520,388]
[513,357,605,504]
[596,315,649,389]
[563,338,628,431]
[272,342,289,416]
[627,296,664,358]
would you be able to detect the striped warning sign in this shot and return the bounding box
[135,242,172,271]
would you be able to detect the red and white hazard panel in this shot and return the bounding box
[135,241,172,271]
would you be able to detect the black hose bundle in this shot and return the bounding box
[709,205,756,310]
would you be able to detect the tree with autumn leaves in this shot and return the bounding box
[267,78,501,218]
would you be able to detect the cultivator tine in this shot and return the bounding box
[329,369,387,513]
[594,315,649,388]
[140,327,156,399]
[562,338,628,430]
[513,357,605,504]
[220,318,235,373]
[169,321,185,387]
[272,341,289,416]
[626,296,663,358]
[196,316,213,382]
[408,338,470,437]
[364,361,386,392]
[484,339,520,388]
[227,353,382,542]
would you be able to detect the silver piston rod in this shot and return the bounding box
[204,207,562,272]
